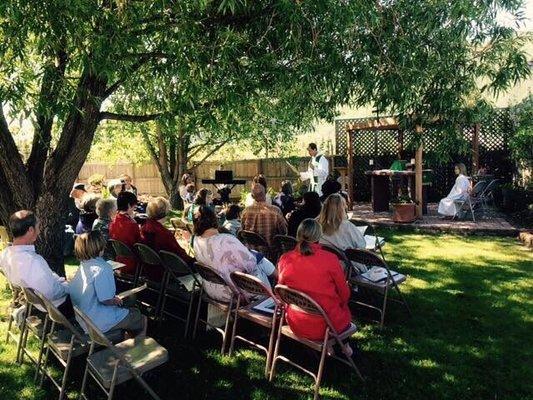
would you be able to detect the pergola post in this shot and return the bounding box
[415,125,424,219]
[472,123,480,174]
[347,124,355,209]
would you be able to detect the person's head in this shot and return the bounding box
[107,179,124,197]
[318,194,347,235]
[225,204,241,221]
[296,218,322,256]
[302,191,322,214]
[454,163,467,176]
[119,174,133,188]
[181,173,193,186]
[252,174,267,189]
[186,183,196,194]
[116,191,138,215]
[307,142,318,157]
[193,205,219,236]
[251,182,266,203]
[194,188,213,206]
[74,230,106,261]
[146,197,170,221]
[69,183,86,199]
[81,194,100,213]
[96,198,117,220]
[280,181,293,196]
[87,174,105,194]
[9,210,39,244]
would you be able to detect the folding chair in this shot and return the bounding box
[479,179,501,215]
[4,281,26,362]
[271,285,364,400]
[272,234,297,261]
[349,219,386,260]
[19,287,50,377]
[229,271,280,378]
[134,243,168,321]
[238,230,274,260]
[74,307,168,400]
[192,262,235,354]
[320,244,352,280]
[110,239,140,286]
[159,250,203,337]
[345,249,410,328]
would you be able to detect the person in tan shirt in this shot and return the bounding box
[241,183,288,246]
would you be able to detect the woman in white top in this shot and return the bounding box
[438,163,471,217]
[318,194,366,251]
[192,206,276,302]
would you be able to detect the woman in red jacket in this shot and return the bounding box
[141,197,195,281]
[278,218,352,342]
[109,191,141,276]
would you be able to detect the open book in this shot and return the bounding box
[117,283,148,300]
[252,297,276,315]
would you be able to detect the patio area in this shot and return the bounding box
[349,203,518,236]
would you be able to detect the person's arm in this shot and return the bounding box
[94,263,122,306]
[347,222,366,249]
[166,229,195,264]
[277,213,288,235]
[329,256,351,303]
[30,257,68,301]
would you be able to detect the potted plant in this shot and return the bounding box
[391,190,417,223]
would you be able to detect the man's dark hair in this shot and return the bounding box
[225,204,241,220]
[308,143,317,151]
[9,210,37,238]
[193,206,219,236]
[116,191,138,211]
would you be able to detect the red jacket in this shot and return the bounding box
[278,243,352,341]
[109,212,141,275]
[140,219,195,281]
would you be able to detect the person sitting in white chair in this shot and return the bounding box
[438,163,470,219]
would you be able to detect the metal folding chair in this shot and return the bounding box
[109,239,140,286]
[19,287,49,378]
[453,181,488,222]
[345,249,410,328]
[321,244,353,280]
[229,271,280,378]
[271,285,364,400]
[238,230,274,261]
[349,218,386,260]
[272,234,298,261]
[192,262,236,354]
[3,279,25,360]
[75,306,168,400]
[159,250,203,337]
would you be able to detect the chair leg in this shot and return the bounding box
[34,317,50,382]
[269,311,285,381]
[229,297,241,356]
[184,288,196,338]
[78,343,95,400]
[221,297,234,355]
[39,336,52,387]
[264,313,278,379]
[6,314,13,343]
[107,361,120,400]
[314,332,329,400]
[392,281,411,316]
[58,344,75,400]
[380,283,390,329]
[192,287,204,339]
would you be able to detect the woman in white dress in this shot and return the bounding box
[438,163,471,218]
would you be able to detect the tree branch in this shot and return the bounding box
[190,139,230,170]
[99,112,161,123]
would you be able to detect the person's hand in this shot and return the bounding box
[112,296,123,306]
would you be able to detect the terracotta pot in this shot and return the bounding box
[392,203,416,223]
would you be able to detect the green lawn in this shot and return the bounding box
[1,232,532,400]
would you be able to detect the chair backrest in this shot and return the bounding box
[159,250,194,278]
[471,180,488,196]
[73,306,114,347]
[110,239,135,258]
[345,248,385,269]
[274,285,326,318]
[349,219,375,236]
[230,271,274,298]
[273,235,297,255]
[194,262,228,286]
[21,286,46,309]
[321,244,351,277]
[134,243,162,266]
[480,179,500,197]
[34,291,85,342]
[238,230,269,248]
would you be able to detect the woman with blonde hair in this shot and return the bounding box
[278,218,352,341]
[318,193,365,252]
[69,230,146,337]
[438,163,470,218]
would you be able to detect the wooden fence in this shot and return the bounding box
[78,156,341,199]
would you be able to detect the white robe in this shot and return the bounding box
[438,174,470,216]
[300,154,329,196]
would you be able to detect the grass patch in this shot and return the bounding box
[0,232,531,399]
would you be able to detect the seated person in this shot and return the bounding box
[69,231,146,337]
[244,174,272,207]
[107,179,125,198]
[286,191,322,237]
[184,183,196,204]
[273,180,296,215]
[179,173,194,200]
[0,210,70,315]
[193,206,276,302]
[438,163,470,218]
[76,193,99,234]
[241,183,288,246]
[67,183,86,228]
[120,174,138,196]
[93,198,117,242]
[318,193,365,252]
[278,218,352,342]
[109,191,141,275]
[140,197,195,281]
[320,173,343,202]
[222,204,242,236]
[183,188,213,223]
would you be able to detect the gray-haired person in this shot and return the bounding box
[92,198,117,243]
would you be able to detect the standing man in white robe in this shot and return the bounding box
[300,143,329,196]
[438,163,471,217]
